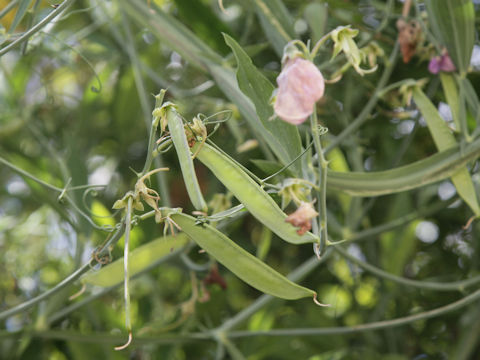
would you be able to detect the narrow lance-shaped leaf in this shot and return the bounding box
[223,33,303,175]
[171,213,317,300]
[304,2,328,44]
[440,73,461,132]
[426,0,475,76]
[461,78,480,129]
[413,88,480,216]
[8,0,34,34]
[81,234,189,287]
[254,0,295,56]
[121,1,302,173]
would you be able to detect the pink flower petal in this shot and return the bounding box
[428,57,441,74]
[428,53,456,74]
[274,58,325,125]
[439,54,456,72]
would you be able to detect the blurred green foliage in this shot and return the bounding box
[1,0,480,359]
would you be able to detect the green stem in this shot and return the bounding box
[262,142,315,183]
[334,245,480,291]
[119,9,171,206]
[0,263,89,322]
[0,155,62,192]
[142,91,166,175]
[0,223,125,322]
[0,0,19,21]
[227,288,480,337]
[310,109,328,253]
[310,33,332,59]
[345,198,455,243]
[8,286,480,340]
[0,329,210,343]
[0,154,112,233]
[324,41,399,155]
[0,0,77,57]
[47,240,185,325]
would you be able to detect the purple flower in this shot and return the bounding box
[428,53,456,74]
[273,58,325,125]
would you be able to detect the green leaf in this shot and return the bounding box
[122,1,302,173]
[413,88,480,215]
[8,0,33,34]
[172,0,231,55]
[120,0,222,69]
[380,194,417,276]
[461,77,480,128]
[304,2,328,44]
[426,0,475,75]
[81,235,189,287]
[171,213,317,300]
[254,0,295,56]
[440,73,461,132]
[412,88,456,151]
[223,33,302,174]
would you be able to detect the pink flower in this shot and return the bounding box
[285,201,319,235]
[273,58,325,125]
[428,53,456,74]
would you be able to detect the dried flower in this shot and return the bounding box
[396,19,421,63]
[285,201,319,235]
[203,264,227,290]
[273,57,325,125]
[428,53,456,74]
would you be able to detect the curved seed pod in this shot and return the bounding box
[167,107,207,212]
[327,136,480,197]
[81,234,189,287]
[193,143,318,244]
[171,213,316,300]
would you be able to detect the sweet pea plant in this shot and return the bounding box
[1,0,480,358]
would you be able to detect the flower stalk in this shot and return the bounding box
[310,108,329,254]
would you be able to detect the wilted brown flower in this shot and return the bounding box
[273,57,325,125]
[285,201,319,235]
[396,19,421,63]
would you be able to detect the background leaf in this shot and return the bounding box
[413,87,480,215]
[224,33,303,174]
[426,0,475,75]
[253,0,295,56]
[7,0,33,33]
[81,235,189,287]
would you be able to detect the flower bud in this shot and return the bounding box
[273,58,325,125]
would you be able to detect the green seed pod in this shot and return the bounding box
[171,213,316,300]
[167,107,208,212]
[193,142,319,244]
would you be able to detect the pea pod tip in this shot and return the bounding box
[313,293,330,307]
